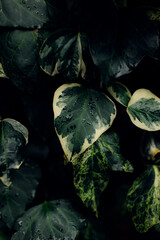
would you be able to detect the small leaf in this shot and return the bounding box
[127,165,160,232]
[0,160,41,229]
[11,200,86,240]
[39,29,86,80]
[107,81,131,107]
[0,0,49,28]
[127,89,160,131]
[0,118,28,186]
[73,130,133,215]
[53,83,116,161]
[0,63,8,79]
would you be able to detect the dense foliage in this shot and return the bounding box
[0,0,160,239]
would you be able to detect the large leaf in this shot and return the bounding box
[127,165,160,232]
[0,0,49,28]
[127,89,160,131]
[0,160,41,229]
[0,118,28,186]
[53,83,116,161]
[40,29,86,80]
[11,200,85,240]
[88,5,159,85]
[0,30,40,91]
[73,130,133,215]
[107,81,131,107]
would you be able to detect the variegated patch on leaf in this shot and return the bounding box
[40,29,86,80]
[73,130,133,216]
[107,81,131,107]
[127,89,160,131]
[127,165,160,233]
[53,83,116,161]
[0,118,28,186]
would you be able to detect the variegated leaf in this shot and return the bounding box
[0,118,28,186]
[53,83,116,161]
[127,165,160,233]
[107,81,131,107]
[39,29,86,80]
[127,89,160,131]
[73,130,133,215]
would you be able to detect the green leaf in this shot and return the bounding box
[73,130,133,215]
[0,160,41,229]
[53,83,116,161]
[127,89,160,131]
[0,63,8,79]
[0,0,49,28]
[11,200,86,240]
[39,29,86,80]
[0,118,28,186]
[0,30,40,91]
[107,81,131,107]
[127,165,160,232]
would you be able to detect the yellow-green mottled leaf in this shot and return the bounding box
[40,29,86,80]
[0,63,8,78]
[127,89,160,131]
[127,165,160,233]
[53,83,116,161]
[0,118,28,186]
[107,81,131,107]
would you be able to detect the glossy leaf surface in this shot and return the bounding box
[127,89,160,131]
[40,29,86,80]
[53,83,116,161]
[127,166,160,232]
[11,200,85,240]
[0,118,28,186]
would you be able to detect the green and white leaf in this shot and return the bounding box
[53,83,116,161]
[0,161,41,229]
[0,63,8,78]
[11,200,85,240]
[127,165,160,233]
[127,89,160,131]
[0,0,49,28]
[107,81,131,107]
[73,130,133,215]
[0,118,28,186]
[40,29,86,80]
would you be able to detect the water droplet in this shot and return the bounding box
[22,231,25,235]
[15,192,19,197]
[18,220,23,226]
[66,113,72,120]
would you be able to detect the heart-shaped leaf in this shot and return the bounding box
[53,83,116,161]
[11,200,86,240]
[127,89,160,131]
[0,30,40,91]
[0,160,41,229]
[127,165,160,232]
[39,29,86,80]
[0,0,49,28]
[0,118,28,186]
[73,130,133,215]
[107,81,131,107]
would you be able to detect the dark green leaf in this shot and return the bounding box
[0,160,41,229]
[0,30,40,92]
[39,29,86,80]
[107,81,131,107]
[0,118,28,186]
[127,165,160,232]
[0,0,49,28]
[73,130,133,215]
[53,83,116,161]
[11,200,85,240]
[127,89,160,131]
